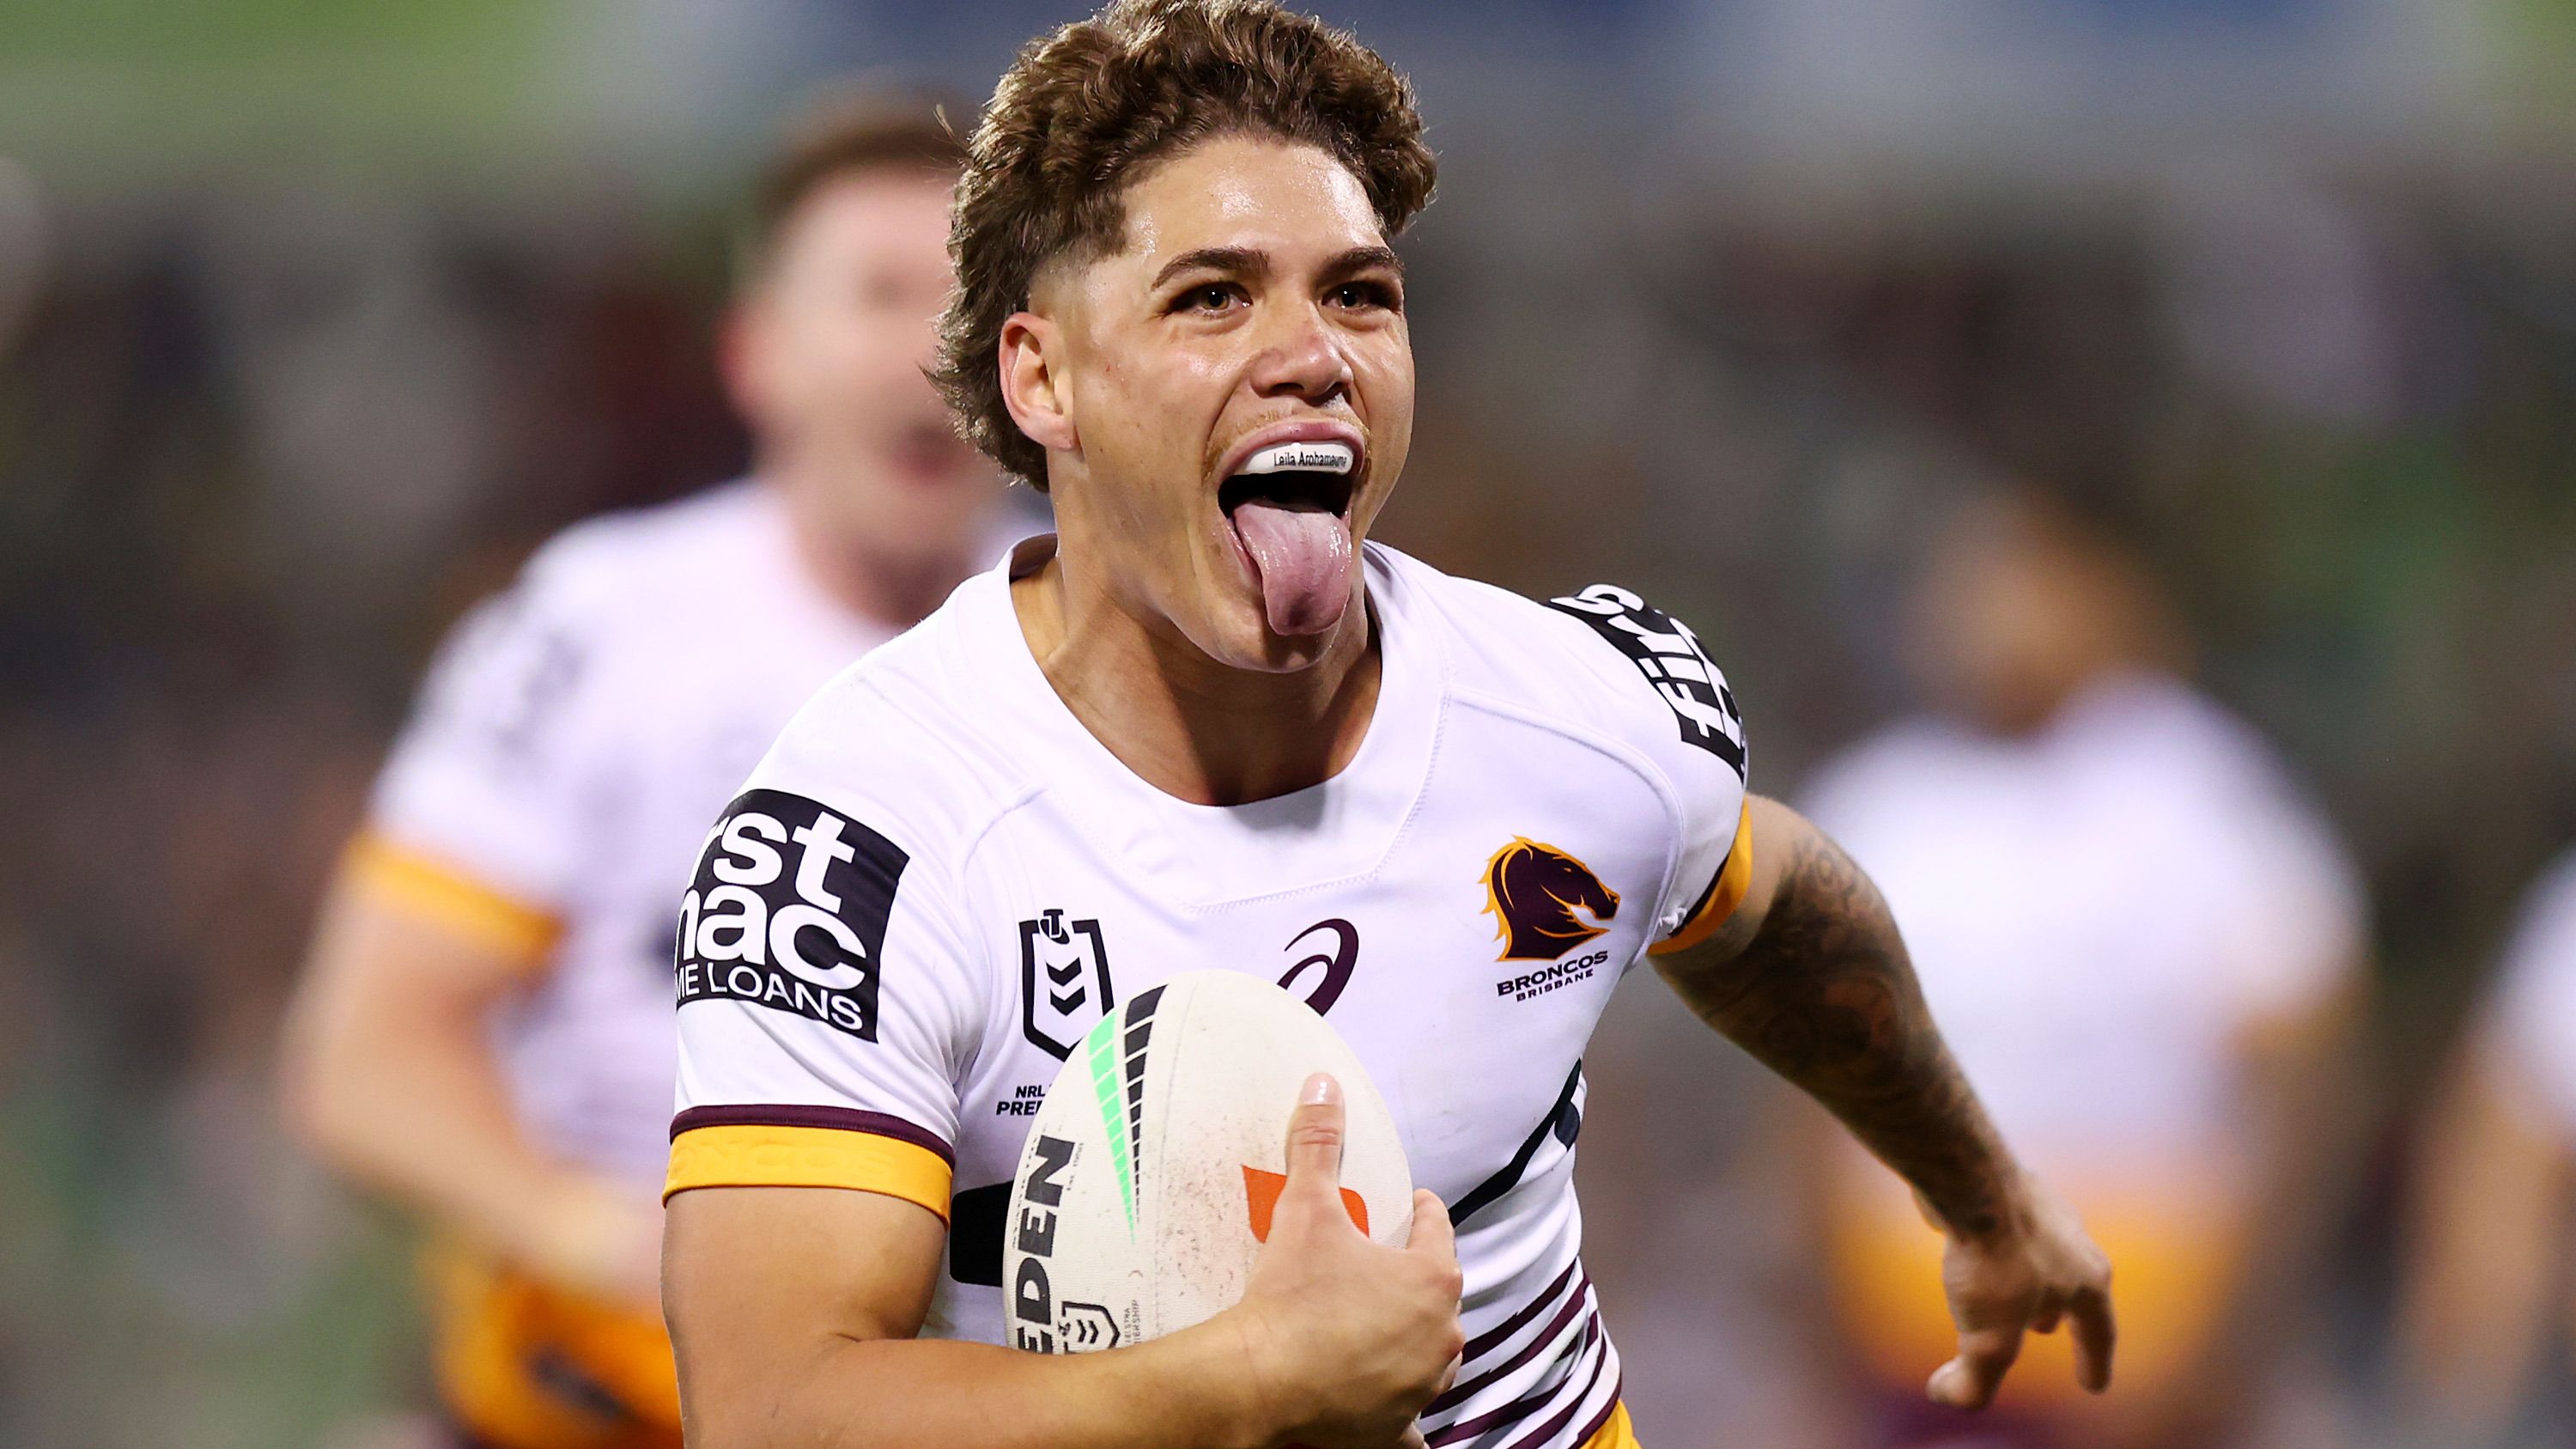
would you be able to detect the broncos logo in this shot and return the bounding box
[1481,837,1620,961]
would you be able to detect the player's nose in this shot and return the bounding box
[1247,300,1353,405]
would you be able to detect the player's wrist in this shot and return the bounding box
[1924,1161,2038,1251]
[489,1171,659,1296]
[442,1160,580,1257]
[1151,1309,1297,1449]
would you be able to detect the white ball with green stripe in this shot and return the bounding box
[1000,970,1415,1354]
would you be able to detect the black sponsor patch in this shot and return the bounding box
[673,788,904,1039]
[1546,583,1747,776]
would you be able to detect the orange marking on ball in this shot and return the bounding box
[1242,1166,1370,1242]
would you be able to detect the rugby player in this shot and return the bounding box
[2397,845,2576,1443]
[1799,495,2363,1448]
[659,5,2115,1447]
[278,95,1014,1449]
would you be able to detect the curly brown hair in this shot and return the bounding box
[933,0,1437,490]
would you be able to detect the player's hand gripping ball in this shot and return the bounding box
[1002,971,1416,1353]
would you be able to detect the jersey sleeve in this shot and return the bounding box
[665,777,985,1223]
[2201,764,2366,1025]
[355,560,599,957]
[1542,583,1753,955]
[2489,853,2576,1136]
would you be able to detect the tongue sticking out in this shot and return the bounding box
[1228,440,1358,636]
[1232,502,1352,636]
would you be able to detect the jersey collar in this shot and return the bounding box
[959,535,1446,908]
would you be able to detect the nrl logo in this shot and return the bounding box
[1020,908,1115,1059]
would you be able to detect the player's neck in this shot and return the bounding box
[765,469,973,632]
[1011,557,1381,808]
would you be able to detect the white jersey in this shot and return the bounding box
[2489,849,2576,1135]
[666,538,1751,1449]
[1802,673,2362,1181]
[362,481,993,1191]
[1798,673,2362,1403]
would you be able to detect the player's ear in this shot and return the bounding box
[999,311,1078,457]
[718,296,776,432]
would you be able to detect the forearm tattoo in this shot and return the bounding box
[1671,829,2014,1241]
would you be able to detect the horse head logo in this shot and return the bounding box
[1481,837,1620,961]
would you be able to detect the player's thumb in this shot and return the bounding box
[1280,1072,1348,1203]
[1403,1189,1457,1264]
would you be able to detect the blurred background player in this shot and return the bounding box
[1794,490,2368,1449]
[275,93,1017,1449]
[2395,844,2576,1446]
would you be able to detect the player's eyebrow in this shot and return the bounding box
[1321,246,1405,283]
[1151,247,1270,289]
[1148,245,1406,291]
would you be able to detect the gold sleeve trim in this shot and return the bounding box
[344,831,562,963]
[1583,1401,1639,1449]
[1649,802,1753,957]
[664,1123,953,1221]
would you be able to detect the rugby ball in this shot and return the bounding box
[1001,970,1413,1354]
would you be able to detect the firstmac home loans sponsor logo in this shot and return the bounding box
[674,788,905,1039]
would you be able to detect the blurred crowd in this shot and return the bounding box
[5,3,2576,1447]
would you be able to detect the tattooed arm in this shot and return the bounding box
[1657,795,2116,1409]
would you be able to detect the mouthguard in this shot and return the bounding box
[1236,441,1356,475]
